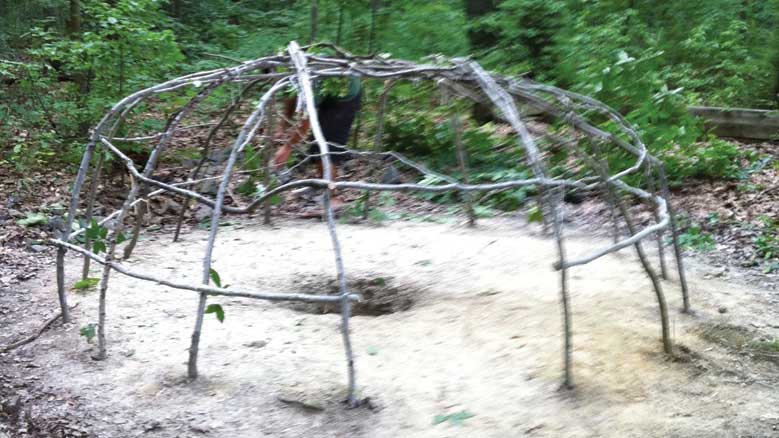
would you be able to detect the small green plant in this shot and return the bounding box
[340,192,396,223]
[753,217,779,261]
[17,212,48,227]
[472,169,532,211]
[685,139,744,180]
[72,278,100,291]
[762,262,779,274]
[80,323,97,343]
[705,212,720,227]
[205,303,225,323]
[433,410,475,426]
[749,339,779,353]
[84,220,127,254]
[206,268,226,323]
[676,223,715,251]
[209,268,223,288]
[472,205,496,218]
[527,205,544,223]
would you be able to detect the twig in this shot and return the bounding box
[0,304,79,354]
[50,239,360,303]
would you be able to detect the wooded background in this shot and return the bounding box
[1,0,778,182]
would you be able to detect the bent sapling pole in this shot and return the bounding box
[552,187,573,388]
[96,82,224,360]
[187,77,290,379]
[290,42,358,407]
[173,78,268,241]
[124,84,222,259]
[645,164,668,280]
[657,164,690,313]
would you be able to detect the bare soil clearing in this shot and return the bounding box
[3,217,779,437]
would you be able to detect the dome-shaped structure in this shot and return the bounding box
[50,41,689,407]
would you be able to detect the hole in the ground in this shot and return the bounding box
[284,274,418,316]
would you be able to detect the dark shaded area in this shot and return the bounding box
[284,274,418,316]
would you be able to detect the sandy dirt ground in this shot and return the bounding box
[5,217,779,437]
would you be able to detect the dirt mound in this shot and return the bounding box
[284,274,419,316]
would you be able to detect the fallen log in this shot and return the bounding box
[688,106,779,140]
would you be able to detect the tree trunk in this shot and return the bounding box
[464,0,499,123]
[336,3,344,45]
[67,0,80,36]
[368,0,381,53]
[172,0,183,18]
[310,0,318,44]
[463,0,499,52]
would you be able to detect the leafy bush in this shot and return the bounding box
[676,223,716,252]
[754,217,779,260]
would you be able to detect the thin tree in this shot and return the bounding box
[310,0,318,44]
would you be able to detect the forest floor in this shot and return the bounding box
[2,215,779,437]
[3,134,779,437]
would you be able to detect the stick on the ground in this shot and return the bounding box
[0,305,78,354]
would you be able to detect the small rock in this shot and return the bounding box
[189,423,210,434]
[277,394,325,412]
[200,180,218,196]
[194,205,212,222]
[718,306,728,314]
[29,245,48,253]
[381,165,402,185]
[245,340,267,348]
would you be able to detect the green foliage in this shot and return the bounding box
[433,410,475,426]
[73,277,100,290]
[753,217,779,260]
[205,303,225,323]
[676,222,715,252]
[527,205,544,223]
[2,0,778,190]
[749,339,779,353]
[340,192,395,223]
[472,169,532,211]
[477,0,776,182]
[209,268,222,288]
[475,0,565,77]
[84,219,125,254]
[472,205,496,218]
[17,212,49,227]
[1,0,184,169]
[80,323,97,343]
